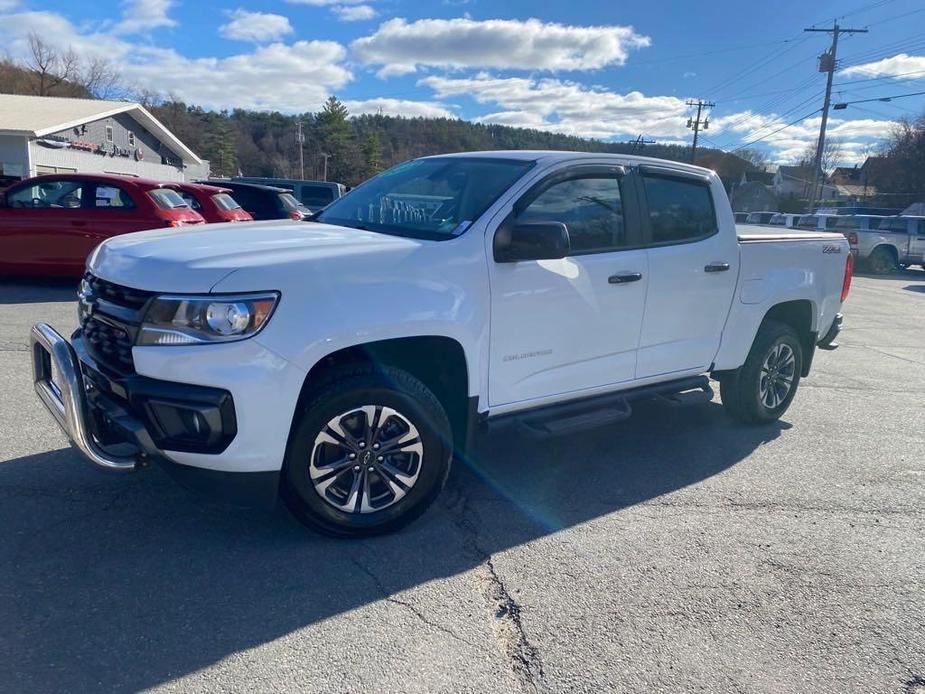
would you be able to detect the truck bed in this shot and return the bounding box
[736,224,842,243]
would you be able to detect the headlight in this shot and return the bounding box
[137,292,279,346]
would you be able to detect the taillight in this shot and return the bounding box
[165,219,185,228]
[841,252,854,302]
[288,210,302,220]
[847,232,858,245]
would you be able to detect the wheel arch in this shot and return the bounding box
[757,300,816,377]
[292,335,473,451]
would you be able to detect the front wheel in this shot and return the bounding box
[720,320,803,424]
[281,366,452,537]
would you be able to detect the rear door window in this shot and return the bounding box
[642,175,718,244]
[93,184,136,209]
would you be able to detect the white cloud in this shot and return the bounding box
[840,53,925,80]
[0,0,21,12]
[112,0,177,35]
[220,9,294,43]
[343,98,454,119]
[353,17,651,78]
[712,111,895,165]
[334,5,376,21]
[420,74,688,139]
[0,10,351,112]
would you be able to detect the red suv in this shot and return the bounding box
[0,174,204,277]
[166,182,254,223]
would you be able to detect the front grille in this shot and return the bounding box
[80,274,154,374]
[83,316,136,373]
[86,274,152,310]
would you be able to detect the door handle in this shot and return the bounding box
[704,262,730,273]
[608,272,643,284]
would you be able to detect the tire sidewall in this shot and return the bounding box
[742,327,803,421]
[283,373,450,535]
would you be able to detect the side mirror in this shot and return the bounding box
[494,221,570,263]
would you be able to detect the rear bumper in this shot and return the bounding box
[30,322,279,507]
[818,313,843,351]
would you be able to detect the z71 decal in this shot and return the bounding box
[823,245,842,254]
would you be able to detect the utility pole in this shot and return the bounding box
[686,99,714,164]
[804,22,868,212]
[629,134,655,153]
[320,152,330,182]
[296,120,305,180]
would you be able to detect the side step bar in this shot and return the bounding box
[489,376,713,438]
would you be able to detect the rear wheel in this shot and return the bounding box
[866,246,898,275]
[720,320,803,424]
[281,366,452,537]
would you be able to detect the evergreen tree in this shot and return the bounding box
[362,131,382,178]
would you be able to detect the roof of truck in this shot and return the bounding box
[427,150,714,176]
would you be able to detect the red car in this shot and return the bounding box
[166,182,254,223]
[0,173,205,277]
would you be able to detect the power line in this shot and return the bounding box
[729,108,822,152]
[833,89,925,108]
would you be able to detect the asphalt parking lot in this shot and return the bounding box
[1,272,923,693]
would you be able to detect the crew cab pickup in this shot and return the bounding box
[847,215,925,274]
[30,151,853,536]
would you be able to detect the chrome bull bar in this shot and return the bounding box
[30,322,138,472]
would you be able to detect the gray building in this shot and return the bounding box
[0,94,207,187]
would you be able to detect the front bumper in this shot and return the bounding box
[30,322,280,507]
[31,322,143,471]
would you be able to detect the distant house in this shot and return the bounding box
[773,165,815,198]
[730,181,777,213]
[829,166,862,186]
[739,169,775,186]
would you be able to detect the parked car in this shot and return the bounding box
[31,151,851,537]
[166,182,253,224]
[200,181,310,221]
[745,211,776,225]
[848,215,925,274]
[768,213,799,228]
[0,173,204,277]
[233,177,345,210]
[734,212,749,223]
[795,214,839,231]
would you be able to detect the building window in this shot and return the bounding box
[105,125,113,143]
[128,131,135,147]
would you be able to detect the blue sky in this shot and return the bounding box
[2,0,924,164]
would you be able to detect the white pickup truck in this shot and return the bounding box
[31,151,853,536]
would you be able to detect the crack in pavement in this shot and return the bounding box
[347,555,482,650]
[441,486,547,694]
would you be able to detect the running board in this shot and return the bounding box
[489,376,713,438]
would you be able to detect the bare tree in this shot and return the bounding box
[79,56,123,100]
[26,33,79,96]
[22,33,123,98]
[737,148,769,170]
[800,137,844,174]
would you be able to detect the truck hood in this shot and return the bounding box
[89,220,422,293]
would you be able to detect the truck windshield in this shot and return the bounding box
[315,157,534,240]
